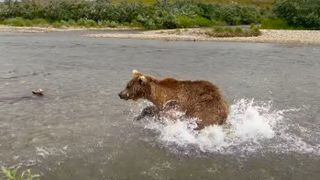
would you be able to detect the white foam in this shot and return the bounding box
[230,99,276,140]
[131,99,320,155]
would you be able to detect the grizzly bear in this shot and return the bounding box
[118,70,229,130]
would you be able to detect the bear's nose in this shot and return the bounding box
[119,90,129,100]
[118,92,127,99]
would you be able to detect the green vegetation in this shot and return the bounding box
[0,0,318,30]
[1,166,40,180]
[261,18,292,29]
[0,17,122,28]
[0,0,264,29]
[205,25,261,37]
[0,17,48,27]
[273,0,320,29]
[176,15,216,28]
[115,0,275,8]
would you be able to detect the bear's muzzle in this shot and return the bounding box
[118,90,129,100]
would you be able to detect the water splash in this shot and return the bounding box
[130,99,320,155]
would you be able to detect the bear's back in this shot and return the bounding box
[180,80,220,96]
[159,78,222,101]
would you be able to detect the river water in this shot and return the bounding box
[0,31,319,180]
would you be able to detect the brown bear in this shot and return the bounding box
[118,70,229,130]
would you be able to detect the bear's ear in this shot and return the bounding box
[138,75,147,85]
[132,69,143,78]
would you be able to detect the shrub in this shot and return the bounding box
[206,25,261,37]
[220,5,242,25]
[2,17,32,26]
[52,21,62,28]
[116,1,145,23]
[1,17,50,27]
[0,0,266,29]
[261,18,292,29]
[135,14,157,29]
[197,3,222,20]
[76,18,97,27]
[162,17,178,29]
[176,15,214,28]
[31,18,49,26]
[197,3,262,25]
[44,0,91,21]
[67,19,77,26]
[97,20,118,27]
[250,24,261,35]
[1,166,40,180]
[144,19,157,29]
[239,6,261,24]
[234,27,243,33]
[273,0,320,29]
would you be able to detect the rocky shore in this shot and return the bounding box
[0,25,132,33]
[87,29,320,45]
[1,25,320,45]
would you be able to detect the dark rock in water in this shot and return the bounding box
[32,89,44,96]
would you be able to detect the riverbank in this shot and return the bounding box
[0,25,134,33]
[87,28,320,45]
[1,25,320,45]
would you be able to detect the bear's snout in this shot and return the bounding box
[118,90,129,100]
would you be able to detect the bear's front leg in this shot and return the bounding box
[193,114,223,130]
[194,122,205,130]
[134,105,159,121]
[163,100,180,111]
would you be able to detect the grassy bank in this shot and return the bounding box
[115,0,275,7]
[0,0,318,30]
[0,17,122,28]
[205,25,261,37]
[0,0,264,29]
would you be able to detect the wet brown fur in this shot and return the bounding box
[119,72,229,130]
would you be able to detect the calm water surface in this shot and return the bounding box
[0,31,319,180]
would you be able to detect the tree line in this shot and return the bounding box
[0,0,319,29]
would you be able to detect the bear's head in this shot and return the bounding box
[118,70,151,101]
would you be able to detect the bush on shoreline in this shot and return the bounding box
[0,17,123,28]
[0,0,264,29]
[0,0,318,30]
[273,0,320,29]
[261,18,293,29]
[205,25,261,37]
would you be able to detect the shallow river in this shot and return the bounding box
[0,31,319,180]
